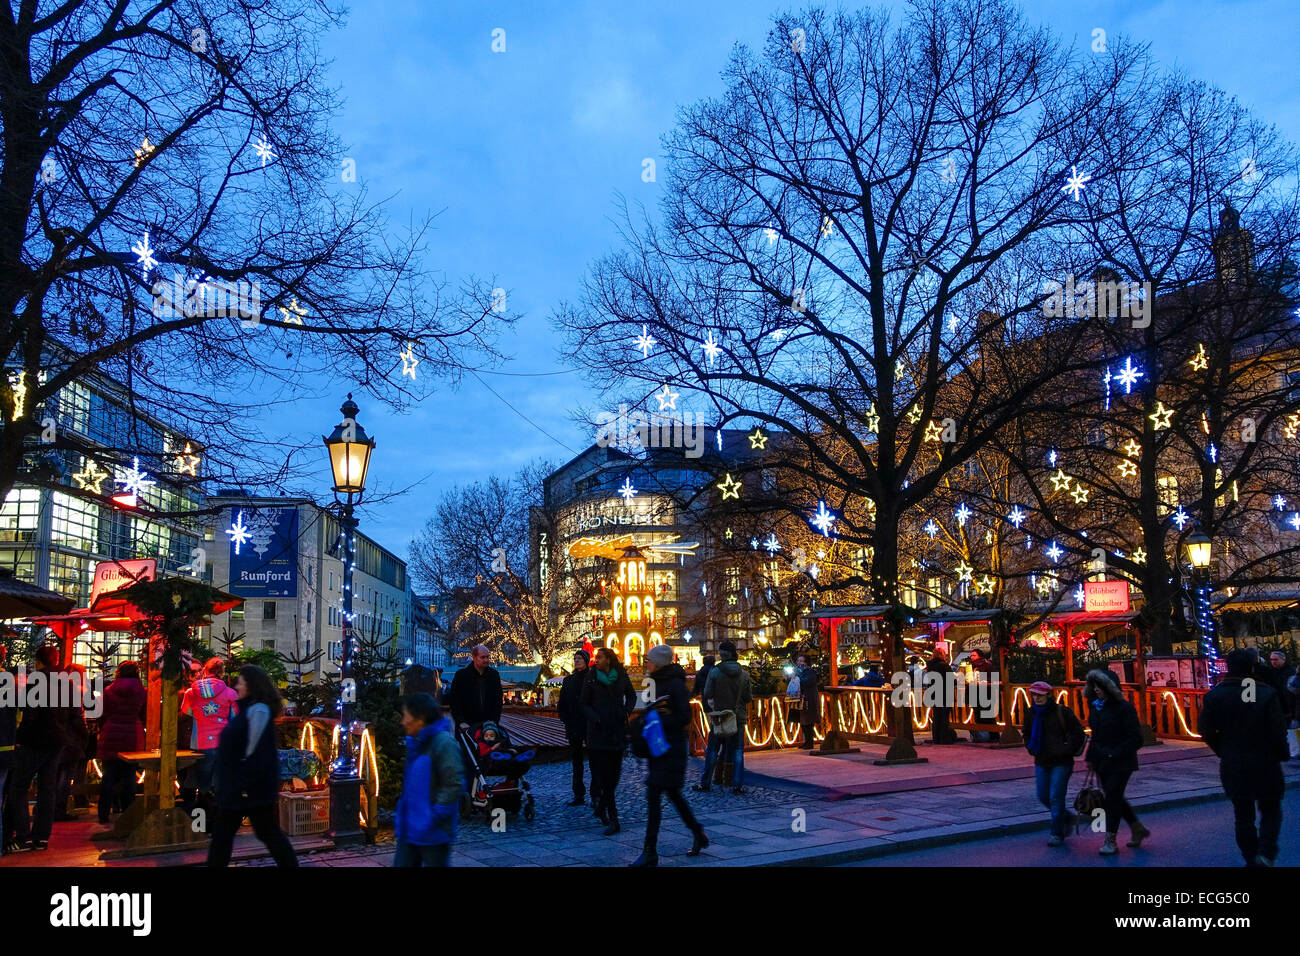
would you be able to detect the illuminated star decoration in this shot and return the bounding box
[399,342,419,379]
[716,430,723,452]
[924,420,944,442]
[923,519,940,538]
[1049,469,1073,492]
[750,537,758,550]
[1189,343,1209,372]
[1117,459,1138,478]
[1275,495,1288,511]
[1007,506,1026,528]
[1115,356,1143,393]
[763,533,780,555]
[118,457,156,498]
[907,403,923,424]
[253,136,276,166]
[716,473,742,500]
[954,502,972,526]
[764,225,778,244]
[634,325,657,358]
[132,230,158,278]
[1061,165,1092,201]
[1074,585,1087,607]
[1047,448,1058,468]
[133,136,156,168]
[976,575,996,596]
[749,428,768,450]
[1123,439,1141,458]
[953,561,973,583]
[173,442,201,476]
[1045,541,1064,562]
[820,215,834,237]
[1291,513,1300,532]
[811,501,837,537]
[701,331,722,367]
[72,459,108,494]
[1070,484,1090,505]
[865,404,880,433]
[1149,401,1174,430]
[1207,443,1218,463]
[1171,506,1190,530]
[278,297,307,325]
[618,478,637,503]
[654,384,679,411]
[226,511,251,555]
[1132,547,1147,564]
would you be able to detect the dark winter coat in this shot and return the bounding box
[1085,697,1143,773]
[642,662,691,789]
[214,702,281,809]
[0,668,16,771]
[97,676,147,759]
[16,667,69,750]
[1021,700,1086,768]
[394,718,463,846]
[447,664,503,728]
[580,666,636,751]
[1199,676,1289,801]
[692,663,714,699]
[703,660,752,729]
[557,669,588,740]
[795,665,820,723]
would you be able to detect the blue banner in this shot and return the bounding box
[228,507,298,598]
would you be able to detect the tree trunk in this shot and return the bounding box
[873,511,919,762]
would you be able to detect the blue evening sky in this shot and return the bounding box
[296,0,1298,558]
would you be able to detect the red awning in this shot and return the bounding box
[89,587,242,618]
[25,611,137,640]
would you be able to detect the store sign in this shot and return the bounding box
[90,559,156,605]
[1084,580,1130,614]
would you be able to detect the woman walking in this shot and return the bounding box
[96,662,147,825]
[1084,669,1149,855]
[1022,680,1085,846]
[207,665,298,867]
[629,644,708,866]
[581,646,636,835]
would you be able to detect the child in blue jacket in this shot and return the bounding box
[394,692,464,866]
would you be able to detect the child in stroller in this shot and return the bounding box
[459,721,536,821]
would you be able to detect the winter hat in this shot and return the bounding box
[646,644,674,667]
[574,649,591,666]
[1028,680,1053,696]
[718,640,737,660]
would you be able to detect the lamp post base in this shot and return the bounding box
[328,775,364,847]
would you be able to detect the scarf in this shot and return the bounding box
[595,667,617,687]
[1027,703,1046,756]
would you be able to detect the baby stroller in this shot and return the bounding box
[458,721,536,822]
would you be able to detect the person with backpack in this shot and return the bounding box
[557,650,592,807]
[1200,649,1290,866]
[581,647,636,835]
[1022,680,1086,846]
[694,641,752,794]
[629,644,708,866]
[393,691,464,867]
[1083,669,1148,855]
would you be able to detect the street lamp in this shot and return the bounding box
[1184,529,1212,570]
[322,393,375,845]
[1183,528,1218,676]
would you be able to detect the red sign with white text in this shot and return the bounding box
[90,559,157,606]
[1084,580,1130,614]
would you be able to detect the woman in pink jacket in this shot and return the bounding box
[181,658,239,799]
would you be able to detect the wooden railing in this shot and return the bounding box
[688,683,1207,754]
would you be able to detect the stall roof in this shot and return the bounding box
[805,605,896,620]
[1049,610,1140,626]
[923,606,1005,625]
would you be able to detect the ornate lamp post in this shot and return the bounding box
[323,394,375,844]
[1184,528,1218,675]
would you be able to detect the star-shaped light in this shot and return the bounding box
[865,403,880,433]
[954,503,972,526]
[132,230,158,278]
[226,511,251,555]
[1149,401,1174,430]
[907,403,923,424]
[1007,505,1026,528]
[1285,413,1300,441]
[924,420,944,442]
[1115,356,1143,393]
[1189,343,1209,372]
[653,384,679,411]
[820,215,834,237]
[1070,484,1090,505]
[953,560,973,583]
[1132,547,1147,564]
[117,457,156,498]
[1207,443,1218,463]
[895,359,907,380]
[1274,495,1288,511]
[763,533,780,555]
[133,136,156,168]
[749,537,758,550]
[701,331,722,367]
[1061,165,1092,201]
[1045,541,1064,562]
[173,442,201,476]
[923,519,939,538]
[278,297,307,325]
[618,478,637,503]
[764,225,778,245]
[1291,513,1300,532]
[1047,449,1058,467]
[253,136,276,166]
[1074,585,1087,607]
[399,342,419,379]
[811,501,837,537]
[1122,439,1141,458]
[716,473,742,500]
[1171,506,1190,530]
[749,428,768,450]
[72,460,108,494]
[1049,469,1073,492]
[1117,459,1138,478]
[975,575,996,596]
[634,325,657,358]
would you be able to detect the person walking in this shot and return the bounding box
[629,644,708,866]
[393,691,463,867]
[581,646,636,835]
[1266,651,1296,723]
[1083,669,1148,855]
[448,645,503,729]
[557,650,592,807]
[96,662,146,825]
[1200,649,1290,866]
[692,655,715,698]
[1022,680,1085,846]
[794,653,820,750]
[695,641,751,794]
[7,643,68,851]
[207,665,298,868]
[181,657,239,808]
[926,648,957,744]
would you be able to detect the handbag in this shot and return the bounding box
[1072,768,1106,832]
[707,709,738,737]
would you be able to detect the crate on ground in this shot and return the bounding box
[279,790,330,835]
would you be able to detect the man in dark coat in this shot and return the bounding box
[691,655,715,698]
[557,650,591,806]
[631,644,708,866]
[1266,651,1296,722]
[926,649,957,744]
[448,645,503,729]
[1022,680,1086,846]
[1200,649,1290,866]
[7,643,68,851]
[794,654,820,749]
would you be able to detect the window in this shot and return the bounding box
[263,601,276,621]
[307,565,313,586]
[51,492,100,552]
[0,488,40,543]
[1157,476,1179,514]
[262,639,276,651]
[306,604,312,624]
[329,570,334,590]
[725,567,740,592]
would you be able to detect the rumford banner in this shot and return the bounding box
[228,507,298,598]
